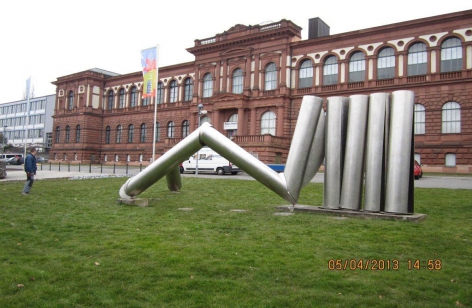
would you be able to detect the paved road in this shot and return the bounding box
[2,164,471,190]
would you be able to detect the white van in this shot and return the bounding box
[181,147,241,175]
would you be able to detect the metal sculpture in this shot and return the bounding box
[119,90,415,214]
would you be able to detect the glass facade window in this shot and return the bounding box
[414,104,425,135]
[107,91,114,110]
[442,102,461,133]
[184,78,193,101]
[232,69,243,94]
[323,56,338,85]
[105,126,111,144]
[349,52,366,82]
[128,124,134,143]
[116,125,122,143]
[167,121,175,138]
[441,37,462,73]
[76,125,81,143]
[182,120,189,138]
[407,42,427,76]
[118,89,125,108]
[299,59,313,88]
[68,91,74,110]
[261,111,276,135]
[129,86,137,107]
[377,47,395,79]
[140,123,146,142]
[203,73,213,98]
[157,82,163,104]
[169,80,178,103]
[264,63,277,90]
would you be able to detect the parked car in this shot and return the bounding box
[414,160,423,180]
[36,157,48,163]
[6,156,23,165]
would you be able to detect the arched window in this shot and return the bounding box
[182,120,190,138]
[157,82,164,104]
[65,125,70,143]
[107,90,114,110]
[299,59,313,88]
[128,124,134,143]
[200,116,211,126]
[169,80,178,103]
[67,91,74,110]
[441,37,462,72]
[445,153,456,167]
[442,102,461,133]
[261,111,276,135]
[203,73,213,98]
[414,104,425,135]
[377,47,395,79]
[55,126,60,143]
[116,125,122,143]
[105,126,111,144]
[349,52,365,82]
[408,42,427,76]
[140,123,146,142]
[118,88,125,108]
[264,62,277,90]
[232,68,243,94]
[75,125,81,143]
[155,122,160,142]
[323,56,338,85]
[167,121,175,138]
[184,78,193,102]
[129,86,137,107]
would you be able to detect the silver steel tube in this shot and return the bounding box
[323,96,349,209]
[166,165,182,192]
[285,96,323,202]
[340,95,369,210]
[119,123,208,198]
[384,90,415,214]
[302,110,325,187]
[200,127,294,204]
[364,93,389,212]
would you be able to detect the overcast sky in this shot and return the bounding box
[0,0,470,104]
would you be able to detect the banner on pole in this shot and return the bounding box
[140,47,158,98]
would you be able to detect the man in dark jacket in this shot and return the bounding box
[21,148,37,195]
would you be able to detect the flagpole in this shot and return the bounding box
[24,77,31,158]
[152,45,159,162]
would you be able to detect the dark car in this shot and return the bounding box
[414,160,423,180]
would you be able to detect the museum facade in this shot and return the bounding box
[51,10,472,172]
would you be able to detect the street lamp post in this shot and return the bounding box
[195,104,207,176]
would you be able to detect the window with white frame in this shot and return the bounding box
[157,82,164,104]
[184,78,193,101]
[68,91,74,110]
[264,63,277,91]
[349,52,365,82]
[414,104,425,135]
[203,73,213,98]
[128,124,134,143]
[129,86,137,107]
[442,102,461,133]
[116,125,122,143]
[299,59,313,88]
[169,80,178,103]
[182,120,189,138]
[408,42,427,76]
[167,121,175,138]
[140,123,146,142]
[118,89,125,108]
[65,126,70,143]
[107,90,114,110]
[232,69,243,94]
[105,126,111,144]
[377,47,395,79]
[441,37,462,73]
[76,125,81,143]
[261,111,276,135]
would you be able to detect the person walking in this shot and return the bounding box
[21,147,37,195]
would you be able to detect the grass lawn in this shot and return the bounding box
[0,177,471,308]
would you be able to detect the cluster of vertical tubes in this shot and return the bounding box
[323,90,415,214]
[119,90,415,215]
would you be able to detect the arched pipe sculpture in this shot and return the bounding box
[119,90,415,214]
